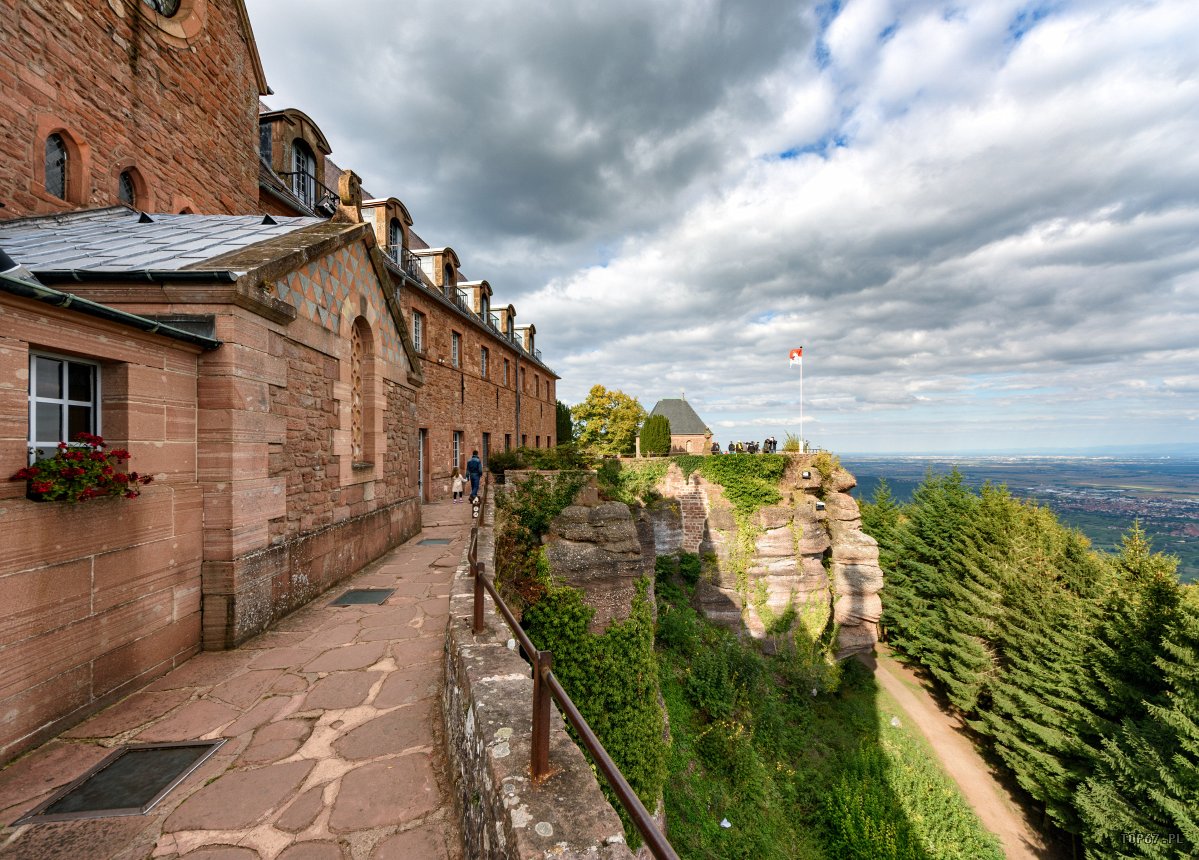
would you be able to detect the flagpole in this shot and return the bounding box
[800,357,804,453]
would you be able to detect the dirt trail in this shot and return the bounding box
[865,646,1054,860]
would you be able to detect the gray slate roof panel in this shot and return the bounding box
[0,207,323,275]
[650,398,709,435]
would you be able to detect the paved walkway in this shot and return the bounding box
[0,501,472,860]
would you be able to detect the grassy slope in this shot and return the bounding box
[657,600,1004,860]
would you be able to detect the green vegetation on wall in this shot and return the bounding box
[674,453,789,517]
[596,458,669,506]
[523,577,667,846]
[494,470,589,607]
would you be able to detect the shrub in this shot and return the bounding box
[783,432,802,452]
[486,448,523,479]
[639,414,671,456]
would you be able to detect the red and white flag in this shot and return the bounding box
[789,347,803,367]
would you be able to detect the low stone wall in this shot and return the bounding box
[201,496,421,649]
[443,496,635,860]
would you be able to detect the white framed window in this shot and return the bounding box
[503,358,510,386]
[28,353,100,463]
[291,140,317,209]
[412,312,425,352]
[451,331,461,368]
[480,346,489,378]
[453,430,463,470]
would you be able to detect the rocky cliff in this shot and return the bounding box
[644,456,882,658]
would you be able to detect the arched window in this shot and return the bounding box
[45,134,68,200]
[443,262,454,290]
[291,140,317,209]
[142,0,181,14]
[118,169,137,207]
[388,218,403,250]
[350,318,370,462]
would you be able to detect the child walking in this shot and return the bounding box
[451,467,464,502]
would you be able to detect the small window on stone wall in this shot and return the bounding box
[45,134,68,200]
[412,312,425,353]
[142,0,181,15]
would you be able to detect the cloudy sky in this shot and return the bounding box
[246,0,1199,454]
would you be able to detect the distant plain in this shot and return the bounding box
[844,456,1199,583]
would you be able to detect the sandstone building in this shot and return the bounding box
[0,0,556,763]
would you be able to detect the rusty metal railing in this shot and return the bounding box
[466,475,679,860]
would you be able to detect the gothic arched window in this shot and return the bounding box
[351,320,365,462]
[45,134,67,200]
[118,169,139,207]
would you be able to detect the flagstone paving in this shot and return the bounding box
[0,502,472,860]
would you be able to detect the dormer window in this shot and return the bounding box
[142,0,180,15]
[45,134,67,200]
[291,140,317,209]
[388,218,403,250]
[443,262,454,289]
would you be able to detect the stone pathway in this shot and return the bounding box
[0,502,472,860]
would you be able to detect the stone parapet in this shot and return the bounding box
[444,499,635,860]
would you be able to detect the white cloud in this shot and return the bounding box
[247,0,1199,452]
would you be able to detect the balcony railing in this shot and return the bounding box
[453,287,473,315]
[385,246,423,282]
[468,476,678,860]
[276,171,339,216]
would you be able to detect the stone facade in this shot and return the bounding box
[68,229,424,651]
[0,0,265,218]
[402,282,557,501]
[0,292,207,763]
[0,216,426,765]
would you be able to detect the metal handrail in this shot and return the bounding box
[467,475,678,860]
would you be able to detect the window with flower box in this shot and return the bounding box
[28,353,99,463]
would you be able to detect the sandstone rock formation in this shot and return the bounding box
[542,490,653,633]
[644,456,882,657]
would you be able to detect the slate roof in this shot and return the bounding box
[650,398,709,435]
[0,207,323,275]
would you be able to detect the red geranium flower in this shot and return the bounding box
[10,432,151,503]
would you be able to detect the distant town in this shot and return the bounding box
[845,455,1199,583]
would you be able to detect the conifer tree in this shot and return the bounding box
[1144,592,1199,855]
[1077,524,1186,858]
[639,414,671,456]
[973,506,1107,836]
[882,470,975,670]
